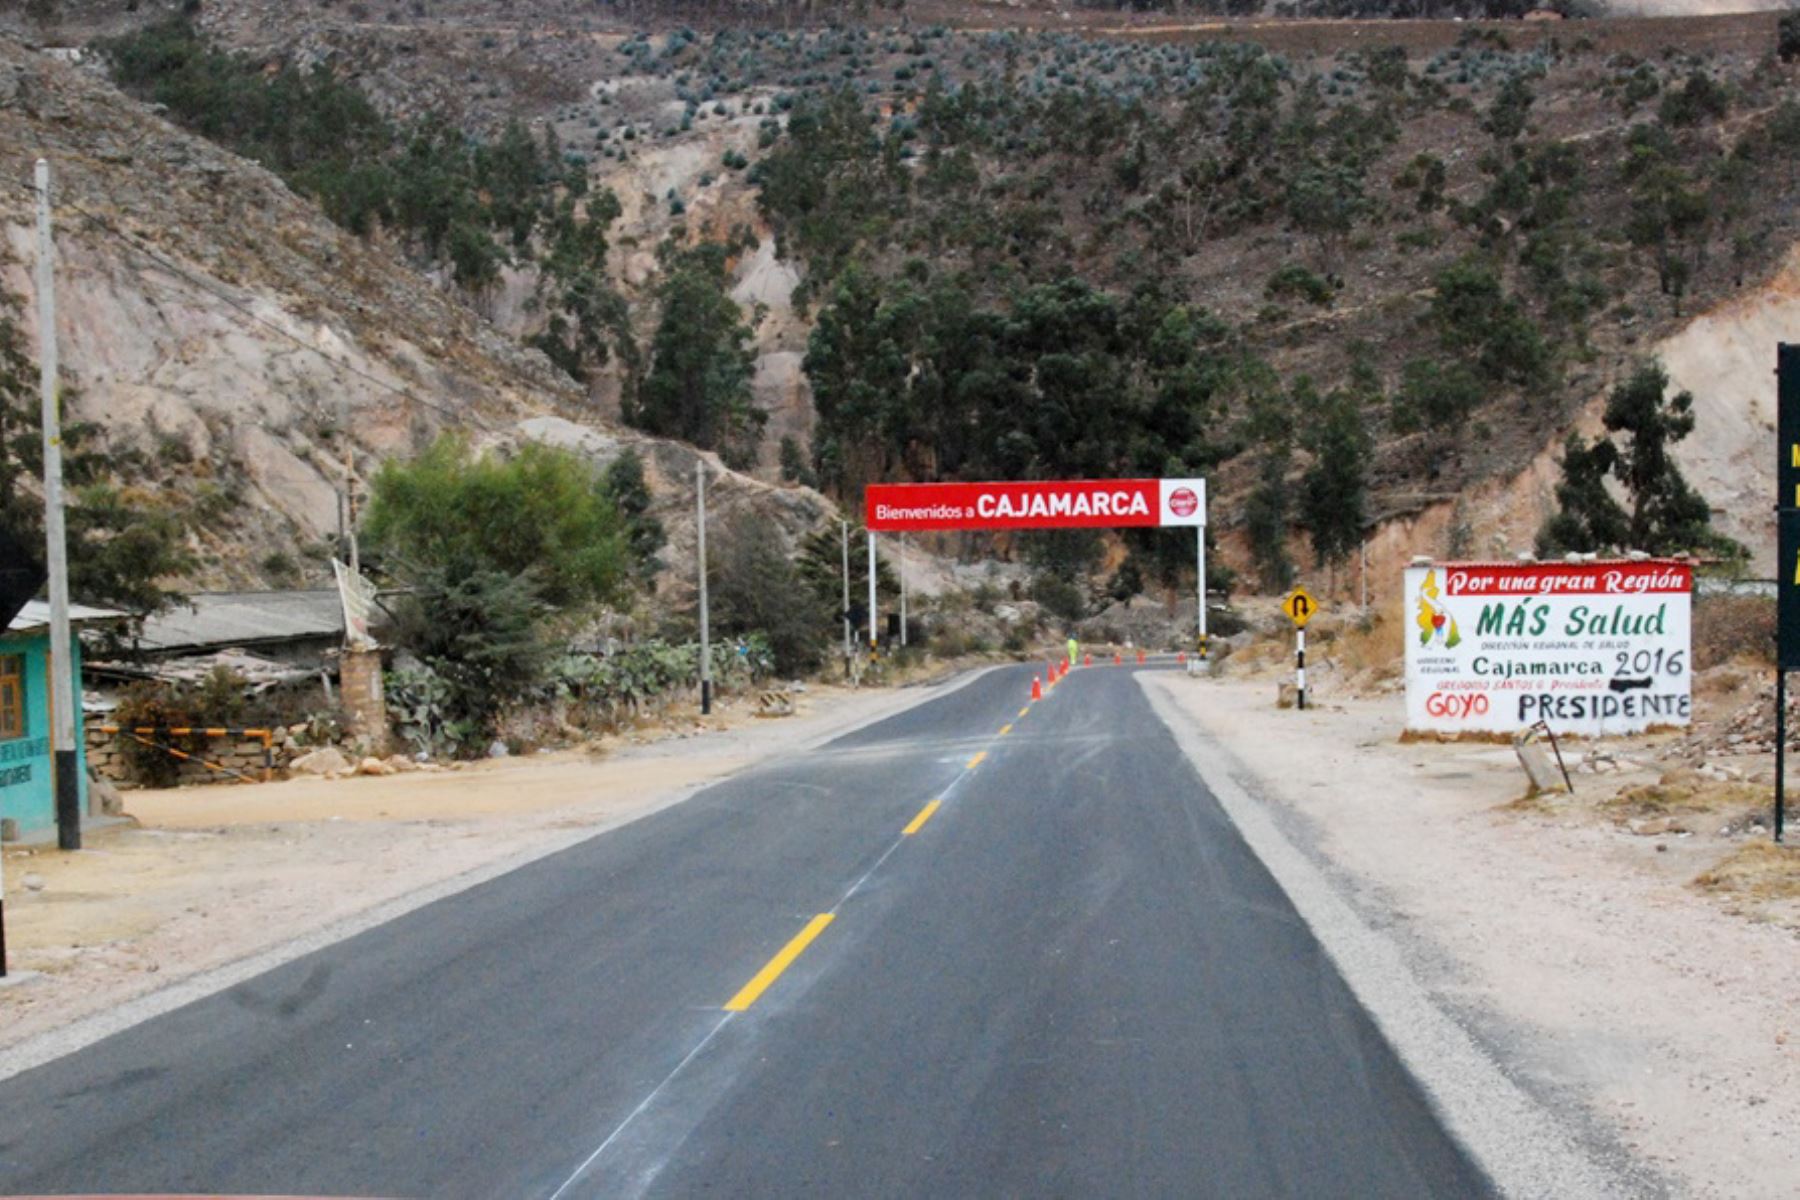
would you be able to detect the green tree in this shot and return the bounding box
[1392,357,1482,433]
[601,449,665,578]
[634,244,766,470]
[363,434,629,609]
[1298,386,1371,570]
[1601,361,1730,556]
[1482,73,1535,141]
[1244,444,1295,592]
[1535,433,1626,556]
[707,510,830,675]
[387,566,553,745]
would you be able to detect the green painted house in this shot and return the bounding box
[1,601,121,839]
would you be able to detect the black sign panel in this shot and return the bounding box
[1782,344,1800,511]
[0,525,45,632]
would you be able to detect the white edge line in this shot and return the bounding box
[545,1012,736,1200]
[1138,676,1630,1200]
[0,668,991,1085]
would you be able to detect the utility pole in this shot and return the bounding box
[36,159,78,852]
[867,531,877,658]
[899,533,907,648]
[696,460,711,715]
[839,519,851,668]
[340,395,359,574]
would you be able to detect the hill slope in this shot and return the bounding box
[0,36,830,596]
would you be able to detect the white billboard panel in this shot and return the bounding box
[1403,560,1692,737]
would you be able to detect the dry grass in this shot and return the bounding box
[1604,769,1770,826]
[1331,612,1404,685]
[1693,842,1800,904]
[1693,594,1776,671]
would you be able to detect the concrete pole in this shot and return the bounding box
[1196,524,1207,658]
[36,160,79,852]
[341,396,359,575]
[867,531,877,656]
[696,460,711,715]
[840,519,851,667]
[899,534,907,648]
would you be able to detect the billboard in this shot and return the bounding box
[1403,560,1692,736]
[864,478,1205,532]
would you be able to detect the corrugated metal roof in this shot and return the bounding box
[6,599,129,634]
[134,589,345,653]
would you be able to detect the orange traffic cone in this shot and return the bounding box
[1113,652,1122,665]
[1083,654,1092,668]
[1031,675,1043,701]
[1137,649,1146,664]
[1178,651,1187,664]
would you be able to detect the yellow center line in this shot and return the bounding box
[966,750,987,769]
[724,913,835,1012]
[902,799,942,835]
[1018,707,1029,718]
[999,723,1013,736]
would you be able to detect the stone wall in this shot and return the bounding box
[86,728,288,787]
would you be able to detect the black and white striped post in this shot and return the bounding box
[1296,625,1307,711]
[1281,587,1317,711]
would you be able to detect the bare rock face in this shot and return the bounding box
[0,35,845,594]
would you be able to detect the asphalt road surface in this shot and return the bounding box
[0,662,1491,1199]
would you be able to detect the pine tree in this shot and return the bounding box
[634,244,766,470]
[1298,388,1371,570]
[1244,444,1295,592]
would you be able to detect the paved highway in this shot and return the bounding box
[0,663,1490,1199]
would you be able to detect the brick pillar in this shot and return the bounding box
[339,646,389,755]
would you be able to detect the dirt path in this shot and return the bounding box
[0,678,956,1057]
[1147,673,1799,1199]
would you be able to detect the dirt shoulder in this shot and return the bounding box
[0,677,962,1061]
[1146,672,1798,1199]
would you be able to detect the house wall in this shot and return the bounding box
[0,630,89,837]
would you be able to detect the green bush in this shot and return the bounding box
[364,434,630,609]
[1264,264,1335,307]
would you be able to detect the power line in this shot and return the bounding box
[10,174,516,431]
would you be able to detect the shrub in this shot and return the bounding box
[1264,264,1335,307]
[364,434,630,609]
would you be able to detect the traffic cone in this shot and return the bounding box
[1137,649,1146,665]
[1031,675,1043,701]
[1178,651,1186,664]
[1083,653,1092,668]
[1113,651,1122,665]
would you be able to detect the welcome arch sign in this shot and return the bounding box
[859,478,1208,651]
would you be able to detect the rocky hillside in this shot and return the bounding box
[0,36,833,596]
[8,1,1800,601]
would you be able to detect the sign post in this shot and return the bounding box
[1775,343,1800,842]
[1281,588,1318,710]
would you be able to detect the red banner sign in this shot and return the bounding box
[864,479,1206,532]
[1438,560,1691,596]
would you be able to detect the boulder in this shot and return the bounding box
[357,757,390,777]
[290,746,351,777]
